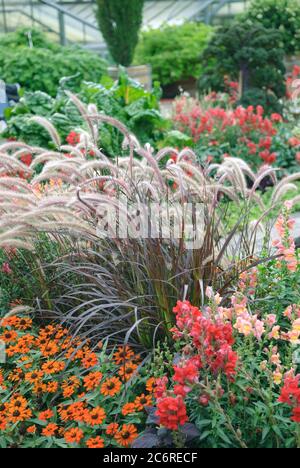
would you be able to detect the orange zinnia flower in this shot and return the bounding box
[106,422,119,436]
[26,425,36,434]
[60,401,88,423]
[19,334,35,346]
[7,407,32,423]
[113,346,134,365]
[15,317,32,331]
[42,360,65,374]
[121,403,137,416]
[83,371,103,391]
[64,427,84,444]
[1,315,20,328]
[0,330,18,343]
[146,377,156,393]
[61,376,80,398]
[62,375,80,389]
[8,395,27,408]
[84,407,106,426]
[134,394,152,411]
[46,381,59,393]
[100,377,122,397]
[115,424,138,447]
[86,436,105,449]
[7,368,24,382]
[59,407,75,422]
[40,341,59,357]
[32,381,47,395]
[63,386,75,398]
[38,409,54,421]
[42,423,58,437]
[12,341,30,354]
[81,352,98,369]
[25,370,44,384]
[118,362,138,381]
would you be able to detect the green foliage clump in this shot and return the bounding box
[3,73,169,157]
[0,27,107,96]
[199,22,286,114]
[95,0,144,66]
[242,0,300,54]
[134,22,213,86]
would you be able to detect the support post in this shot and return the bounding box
[1,0,7,33]
[58,10,66,45]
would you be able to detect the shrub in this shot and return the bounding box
[0,28,107,96]
[95,0,144,66]
[134,23,213,87]
[199,22,286,114]
[242,0,300,55]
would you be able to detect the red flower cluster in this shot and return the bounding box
[173,99,280,167]
[156,396,188,431]
[172,301,237,380]
[155,301,238,431]
[279,375,300,423]
[66,131,80,146]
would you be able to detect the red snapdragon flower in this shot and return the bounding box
[172,301,237,379]
[278,375,300,406]
[278,374,300,423]
[173,358,199,386]
[156,396,188,430]
[291,407,300,423]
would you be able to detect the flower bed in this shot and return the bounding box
[1,201,300,448]
[0,317,154,448]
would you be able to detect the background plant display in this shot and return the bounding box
[0,28,107,97]
[3,73,169,158]
[134,23,213,89]
[1,1,300,449]
[172,95,300,173]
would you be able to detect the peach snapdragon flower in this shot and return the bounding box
[273,201,297,272]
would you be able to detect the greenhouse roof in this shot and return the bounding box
[1,0,250,46]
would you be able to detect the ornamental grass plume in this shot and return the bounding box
[0,95,300,347]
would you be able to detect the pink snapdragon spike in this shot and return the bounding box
[273,201,297,272]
